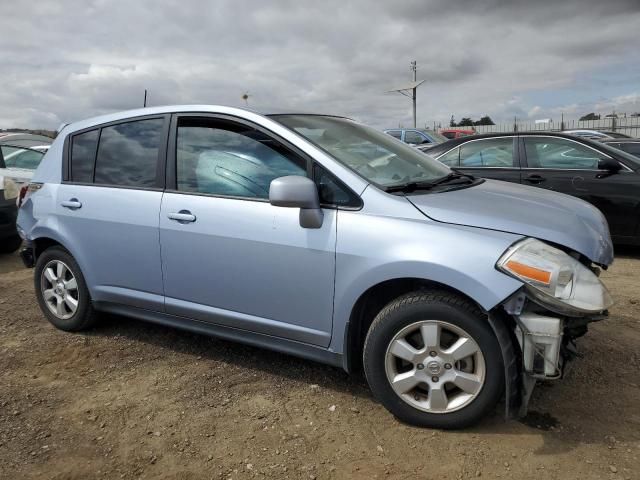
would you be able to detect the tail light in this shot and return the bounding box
[17,183,43,208]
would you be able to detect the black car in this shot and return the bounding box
[422,132,640,245]
[600,138,640,158]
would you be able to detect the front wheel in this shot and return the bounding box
[363,290,504,429]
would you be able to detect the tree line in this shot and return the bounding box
[449,115,495,127]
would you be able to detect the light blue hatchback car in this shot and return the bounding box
[17,105,614,428]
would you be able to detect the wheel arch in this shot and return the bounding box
[342,277,489,374]
[28,226,94,293]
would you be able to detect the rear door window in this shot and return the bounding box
[523,137,601,169]
[71,129,99,183]
[93,118,164,187]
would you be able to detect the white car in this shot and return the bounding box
[1,144,49,196]
[1,141,50,253]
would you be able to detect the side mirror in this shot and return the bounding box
[597,157,621,172]
[269,176,324,229]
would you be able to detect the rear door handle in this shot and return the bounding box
[61,198,82,209]
[524,174,546,184]
[167,210,196,223]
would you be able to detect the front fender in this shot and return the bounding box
[329,210,524,354]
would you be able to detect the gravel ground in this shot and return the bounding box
[0,248,639,480]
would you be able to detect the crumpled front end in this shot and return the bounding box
[491,238,613,417]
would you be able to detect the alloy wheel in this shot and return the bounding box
[40,260,79,320]
[384,320,486,413]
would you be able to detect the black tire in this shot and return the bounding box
[363,290,504,429]
[34,246,99,332]
[0,234,22,254]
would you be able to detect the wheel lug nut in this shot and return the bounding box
[432,376,439,382]
[416,363,424,370]
[444,363,452,370]
[429,351,437,357]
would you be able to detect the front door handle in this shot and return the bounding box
[524,174,546,184]
[167,210,196,223]
[61,198,82,209]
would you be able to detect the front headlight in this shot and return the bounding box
[497,238,613,315]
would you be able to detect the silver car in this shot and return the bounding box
[17,105,614,429]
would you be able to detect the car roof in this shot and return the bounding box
[61,105,350,135]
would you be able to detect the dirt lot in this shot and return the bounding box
[1,249,639,480]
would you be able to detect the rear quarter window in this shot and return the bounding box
[71,129,99,182]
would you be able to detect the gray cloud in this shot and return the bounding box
[1,0,639,130]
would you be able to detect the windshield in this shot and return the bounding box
[596,141,640,167]
[271,115,451,188]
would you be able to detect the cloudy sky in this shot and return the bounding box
[2,0,640,130]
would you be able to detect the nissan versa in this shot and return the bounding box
[16,106,614,429]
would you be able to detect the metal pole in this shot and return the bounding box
[411,61,417,128]
[143,89,148,107]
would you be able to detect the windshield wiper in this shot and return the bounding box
[430,171,476,186]
[384,181,437,193]
[384,172,476,193]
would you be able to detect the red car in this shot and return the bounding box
[440,128,475,139]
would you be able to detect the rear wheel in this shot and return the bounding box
[0,234,22,254]
[34,246,99,331]
[363,290,504,429]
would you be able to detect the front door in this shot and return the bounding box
[520,135,640,239]
[159,115,337,347]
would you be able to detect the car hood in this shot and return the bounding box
[407,179,614,266]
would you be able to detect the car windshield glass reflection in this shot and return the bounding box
[272,115,450,188]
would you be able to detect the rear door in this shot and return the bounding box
[436,137,522,183]
[57,116,168,311]
[520,135,640,239]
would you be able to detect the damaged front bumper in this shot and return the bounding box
[493,289,608,418]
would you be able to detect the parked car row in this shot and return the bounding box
[16,105,614,429]
[420,132,640,245]
[384,126,640,159]
[0,133,52,253]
